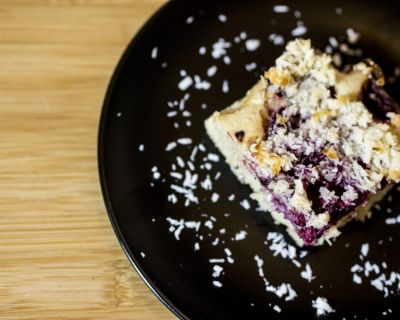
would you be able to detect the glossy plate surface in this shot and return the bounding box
[99,1,400,318]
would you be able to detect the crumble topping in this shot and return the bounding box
[264,69,292,87]
[253,39,400,182]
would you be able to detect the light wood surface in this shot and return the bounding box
[0,1,174,319]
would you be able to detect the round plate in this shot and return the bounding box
[98,1,400,319]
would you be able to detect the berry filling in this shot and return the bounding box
[359,79,400,121]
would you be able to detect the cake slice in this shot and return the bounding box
[205,39,400,246]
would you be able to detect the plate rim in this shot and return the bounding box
[97,1,188,319]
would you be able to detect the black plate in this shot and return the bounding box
[98,1,400,319]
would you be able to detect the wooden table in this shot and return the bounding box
[0,1,173,319]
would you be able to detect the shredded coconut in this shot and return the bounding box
[268,33,285,46]
[212,265,224,277]
[178,76,193,91]
[300,264,315,282]
[151,47,158,59]
[273,5,290,13]
[312,297,335,316]
[291,25,307,37]
[222,80,230,93]
[211,38,232,59]
[273,305,281,313]
[234,230,247,241]
[245,39,261,51]
[177,138,192,145]
[207,65,218,77]
[165,142,177,151]
[240,199,251,210]
[218,14,227,23]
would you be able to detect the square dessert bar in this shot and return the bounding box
[205,39,400,246]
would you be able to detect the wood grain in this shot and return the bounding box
[0,1,174,319]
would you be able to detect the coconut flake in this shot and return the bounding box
[165,141,177,151]
[218,14,227,22]
[240,199,251,210]
[176,156,185,168]
[335,7,343,15]
[207,65,218,77]
[207,153,220,162]
[211,193,220,203]
[361,243,369,257]
[212,265,224,277]
[167,111,178,118]
[273,305,281,313]
[346,28,360,44]
[245,62,257,71]
[168,194,178,204]
[194,75,211,90]
[151,47,158,59]
[254,255,265,277]
[204,220,214,229]
[353,273,362,284]
[385,215,400,225]
[245,39,261,51]
[300,264,315,282]
[273,5,290,13]
[234,230,247,241]
[200,175,213,190]
[291,25,307,37]
[178,76,193,91]
[211,38,232,59]
[268,33,285,46]
[312,297,335,316]
[209,258,225,264]
[177,138,192,145]
[222,80,230,93]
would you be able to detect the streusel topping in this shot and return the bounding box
[253,39,400,187]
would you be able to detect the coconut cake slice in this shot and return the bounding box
[205,39,400,246]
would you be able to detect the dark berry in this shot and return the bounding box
[359,79,400,121]
[235,130,245,142]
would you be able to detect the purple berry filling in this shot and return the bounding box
[359,79,400,121]
[248,152,370,245]
[298,227,325,245]
[267,161,368,245]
